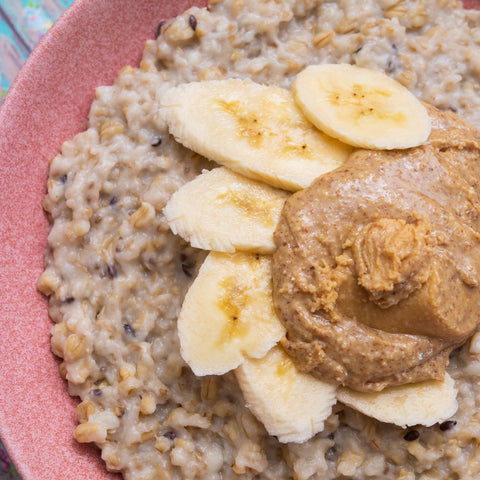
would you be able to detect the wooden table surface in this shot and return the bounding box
[0,0,75,106]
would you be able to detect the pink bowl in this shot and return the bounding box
[0,1,205,478]
[0,0,479,479]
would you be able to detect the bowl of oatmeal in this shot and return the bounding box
[2,0,480,479]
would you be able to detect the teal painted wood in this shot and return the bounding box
[0,0,67,49]
[0,0,75,106]
[0,12,29,102]
[56,0,75,8]
[0,439,21,479]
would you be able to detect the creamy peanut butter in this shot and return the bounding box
[272,105,480,392]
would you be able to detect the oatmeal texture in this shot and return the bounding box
[38,0,480,479]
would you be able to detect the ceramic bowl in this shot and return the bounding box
[0,0,479,478]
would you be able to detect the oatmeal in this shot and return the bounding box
[38,0,480,479]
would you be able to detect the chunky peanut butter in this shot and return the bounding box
[272,105,480,392]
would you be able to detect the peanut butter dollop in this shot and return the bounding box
[273,105,480,392]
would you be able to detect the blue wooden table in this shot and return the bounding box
[0,0,75,106]
[0,3,76,480]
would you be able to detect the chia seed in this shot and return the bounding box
[123,323,136,336]
[440,420,457,431]
[107,264,118,278]
[155,20,167,38]
[189,15,197,31]
[181,261,195,277]
[180,254,195,277]
[403,430,420,441]
[164,431,176,440]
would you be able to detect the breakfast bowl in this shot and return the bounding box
[2,1,480,479]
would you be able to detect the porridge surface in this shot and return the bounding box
[38,0,480,479]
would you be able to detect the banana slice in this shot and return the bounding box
[178,251,285,376]
[337,373,458,428]
[160,79,352,191]
[293,64,431,150]
[236,345,337,443]
[164,167,289,254]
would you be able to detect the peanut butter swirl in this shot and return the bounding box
[273,105,480,392]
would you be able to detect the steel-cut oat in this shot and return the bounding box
[39,0,480,478]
